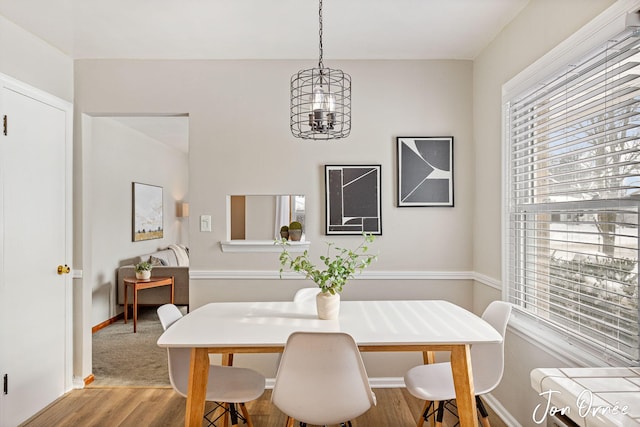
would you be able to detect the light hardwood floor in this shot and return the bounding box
[21,387,507,427]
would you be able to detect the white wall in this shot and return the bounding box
[0,15,72,102]
[89,117,188,324]
[473,0,617,425]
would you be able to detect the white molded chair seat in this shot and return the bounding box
[403,301,512,427]
[157,304,266,427]
[292,287,320,303]
[272,331,376,426]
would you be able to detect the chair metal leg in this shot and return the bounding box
[434,401,445,427]
[204,403,226,427]
[229,403,239,426]
[476,396,491,427]
[203,401,251,427]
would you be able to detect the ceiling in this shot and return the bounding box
[108,116,189,153]
[0,0,529,61]
[0,0,529,151]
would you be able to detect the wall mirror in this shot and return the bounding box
[228,194,306,241]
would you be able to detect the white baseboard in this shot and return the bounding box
[72,376,86,389]
[266,376,405,390]
[482,393,521,427]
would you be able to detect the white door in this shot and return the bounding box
[0,78,72,426]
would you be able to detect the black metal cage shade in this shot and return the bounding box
[290,67,351,140]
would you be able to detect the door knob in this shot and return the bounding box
[57,264,71,275]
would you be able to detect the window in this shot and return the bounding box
[506,27,640,363]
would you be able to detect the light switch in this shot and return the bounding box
[200,215,212,232]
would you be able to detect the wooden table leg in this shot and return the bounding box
[422,350,435,364]
[133,284,138,333]
[421,350,436,427]
[222,353,234,366]
[185,348,210,427]
[170,276,175,304]
[123,284,129,324]
[450,345,478,427]
[221,352,234,426]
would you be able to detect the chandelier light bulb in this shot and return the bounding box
[311,85,327,112]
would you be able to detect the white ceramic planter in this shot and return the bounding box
[316,291,340,320]
[136,270,151,280]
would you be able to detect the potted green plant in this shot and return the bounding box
[288,221,303,241]
[134,261,153,280]
[279,233,377,319]
[280,225,289,240]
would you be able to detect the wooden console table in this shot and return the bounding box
[123,276,174,333]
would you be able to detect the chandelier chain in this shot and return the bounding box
[318,0,324,69]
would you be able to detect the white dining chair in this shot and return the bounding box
[157,303,184,330]
[157,304,266,427]
[273,288,321,371]
[292,287,320,303]
[272,331,376,427]
[403,301,512,427]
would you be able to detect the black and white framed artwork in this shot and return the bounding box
[397,136,454,207]
[325,165,382,235]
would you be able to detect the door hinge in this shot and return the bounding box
[3,374,7,394]
[3,115,6,136]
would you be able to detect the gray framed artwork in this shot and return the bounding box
[397,136,454,207]
[325,165,382,235]
[132,182,164,241]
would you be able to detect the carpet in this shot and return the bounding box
[91,305,185,387]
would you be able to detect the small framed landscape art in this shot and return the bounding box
[397,136,454,207]
[132,182,164,241]
[325,165,382,235]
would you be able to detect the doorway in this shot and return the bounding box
[83,114,189,385]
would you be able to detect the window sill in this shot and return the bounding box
[220,240,310,253]
[508,309,630,367]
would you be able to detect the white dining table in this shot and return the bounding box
[157,299,502,427]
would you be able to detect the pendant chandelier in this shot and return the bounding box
[290,0,351,140]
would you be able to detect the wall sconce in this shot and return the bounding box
[177,202,190,218]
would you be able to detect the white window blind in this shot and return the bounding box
[506,27,640,363]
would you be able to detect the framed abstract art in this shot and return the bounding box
[397,136,454,207]
[325,165,382,235]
